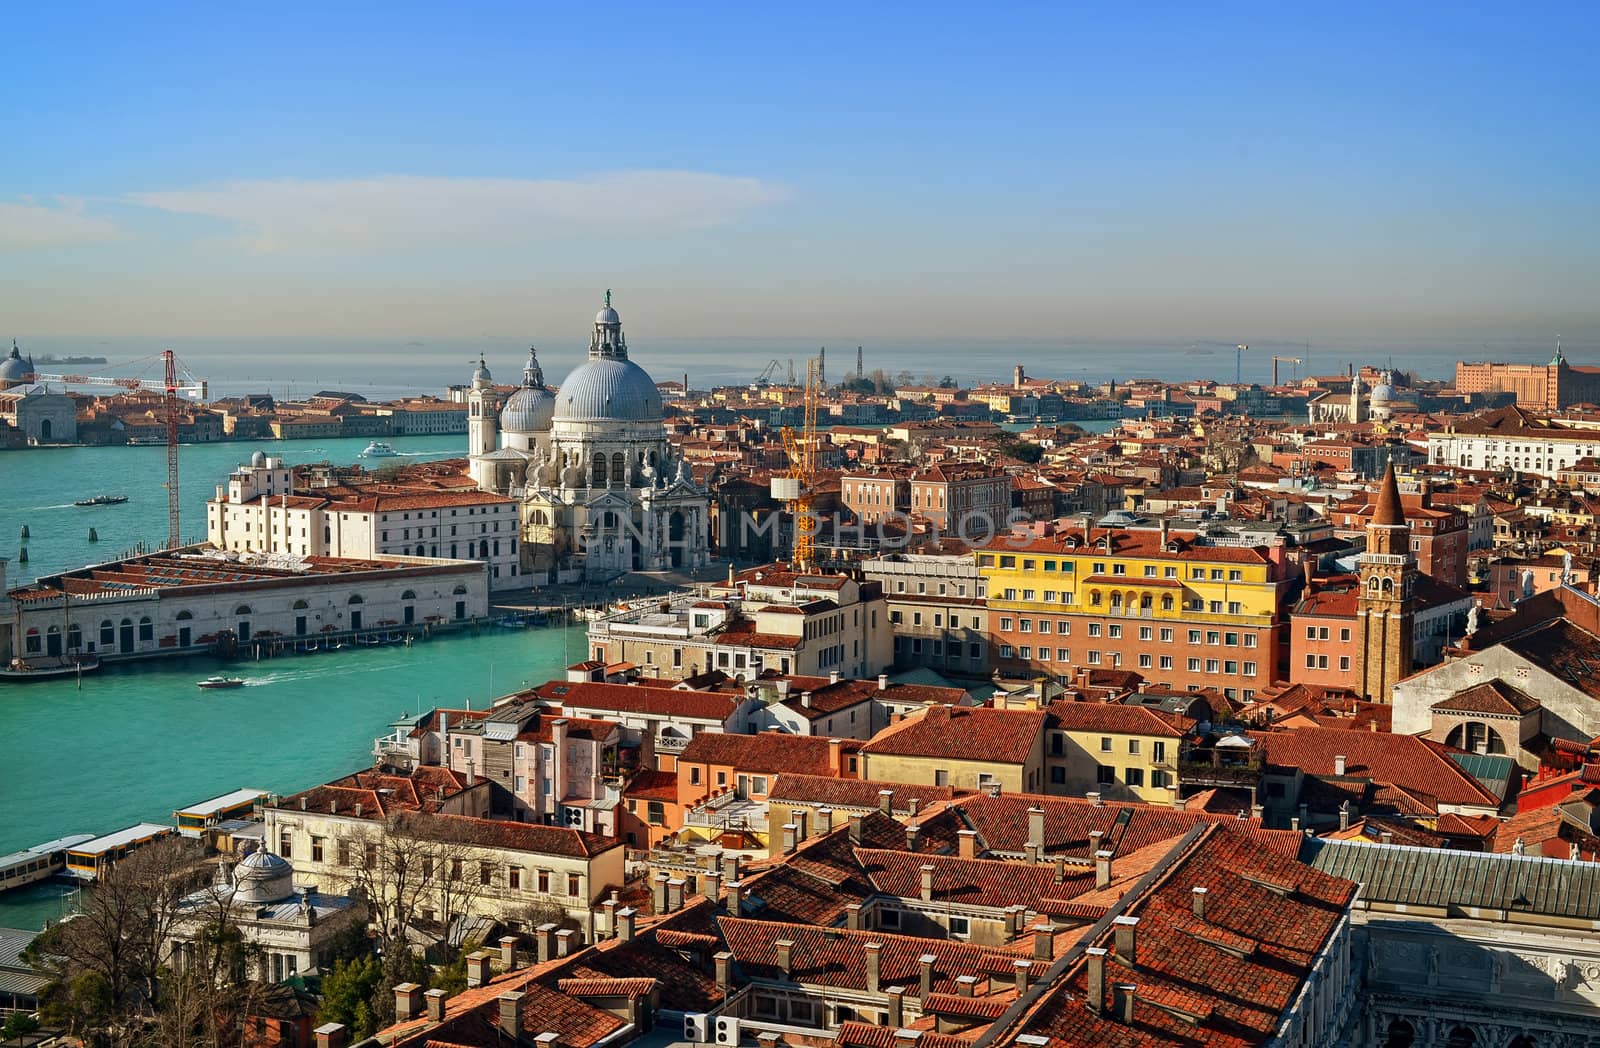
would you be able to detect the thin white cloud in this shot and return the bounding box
[131,172,788,253]
[0,198,124,251]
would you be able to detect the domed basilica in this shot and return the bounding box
[467,293,710,581]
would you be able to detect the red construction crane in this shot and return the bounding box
[27,352,208,549]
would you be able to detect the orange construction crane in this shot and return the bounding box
[28,351,208,548]
[773,356,820,570]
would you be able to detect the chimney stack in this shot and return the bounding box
[667,878,686,912]
[393,982,423,1023]
[885,987,904,1028]
[424,988,448,1023]
[722,853,741,884]
[715,951,733,996]
[1088,791,1104,807]
[537,923,557,962]
[617,906,637,941]
[1032,923,1057,961]
[499,991,526,1039]
[955,975,976,998]
[1026,806,1046,861]
[849,815,863,843]
[1013,959,1032,993]
[728,880,744,916]
[920,863,936,902]
[1114,984,1136,1024]
[1095,849,1113,890]
[1192,886,1207,921]
[878,673,890,692]
[314,1023,346,1048]
[775,939,795,978]
[556,929,578,957]
[958,829,978,860]
[864,942,883,993]
[846,903,863,931]
[817,807,834,834]
[1113,916,1139,968]
[919,954,937,999]
[466,951,493,988]
[1334,754,1347,776]
[499,935,519,970]
[1085,948,1106,1015]
[879,789,895,815]
[794,810,809,842]
[781,824,798,853]
[906,822,921,851]
[652,873,669,913]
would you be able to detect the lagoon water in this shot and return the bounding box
[0,434,584,932]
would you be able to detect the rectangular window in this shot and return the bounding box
[1087,650,1101,664]
[999,644,1014,658]
[935,769,950,786]
[1339,656,1350,671]
[1244,662,1257,676]
[1206,659,1220,673]
[1188,630,1202,644]
[338,840,351,866]
[1057,648,1070,661]
[568,873,581,896]
[1187,658,1201,671]
[480,862,493,886]
[509,867,522,889]
[1228,601,1242,615]
[1088,623,1102,637]
[1159,655,1173,669]
[1224,660,1238,674]
[1096,765,1115,785]
[1128,739,1141,754]
[1340,628,1351,642]
[1206,631,1220,645]
[1139,626,1153,640]
[1125,768,1144,787]
[1037,619,1051,634]
[1108,624,1122,639]
[948,916,971,937]
[278,831,292,859]
[1018,619,1031,632]
[1160,627,1173,642]
[1153,741,1166,764]
[1100,736,1113,752]
[999,617,1013,632]
[310,836,324,863]
[1019,645,1032,659]
[538,870,550,893]
[1138,653,1152,668]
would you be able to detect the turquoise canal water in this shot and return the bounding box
[0,435,585,932]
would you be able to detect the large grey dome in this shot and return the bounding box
[555,357,663,422]
[232,849,295,904]
[502,384,556,433]
[0,344,32,383]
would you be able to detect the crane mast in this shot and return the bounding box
[774,356,821,571]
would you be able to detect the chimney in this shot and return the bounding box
[466,950,493,988]
[652,873,669,913]
[537,923,558,962]
[848,815,863,843]
[466,758,476,786]
[1251,802,1265,821]
[775,939,795,978]
[556,929,578,957]
[722,853,741,884]
[499,991,526,1039]
[906,822,921,851]
[393,982,423,1023]
[1026,806,1046,861]
[300,796,307,811]
[715,951,734,995]
[314,1023,346,1048]
[1013,959,1032,993]
[846,903,863,931]
[355,802,363,818]
[908,798,921,817]
[1192,886,1207,921]
[864,942,883,993]
[1053,855,1066,884]
[920,863,936,902]
[705,870,723,905]
[817,807,834,834]
[1085,948,1106,1015]
[829,670,841,685]
[801,691,812,709]
[1339,801,1352,832]
[728,880,744,915]
[1095,849,1113,890]
[955,975,977,998]
[781,823,798,853]
[1334,754,1347,776]
[958,829,978,860]
[1088,791,1104,807]
[794,810,809,842]
[424,988,448,1023]
[879,788,895,815]
[1032,924,1057,961]
[499,935,519,970]
[919,954,937,999]
[1113,916,1139,968]
[1113,984,1136,1024]
[1380,830,1394,845]
[536,1035,561,1048]
[1088,829,1104,855]
[617,906,636,941]
[878,673,890,692]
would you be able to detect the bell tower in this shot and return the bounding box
[1358,463,1415,701]
[467,356,497,490]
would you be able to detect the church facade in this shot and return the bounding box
[468,295,711,583]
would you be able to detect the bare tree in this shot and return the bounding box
[345,813,492,962]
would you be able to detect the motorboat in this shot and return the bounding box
[361,441,400,458]
[74,494,128,506]
[196,676,246,690]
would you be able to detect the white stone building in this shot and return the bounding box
[468,295,712,582]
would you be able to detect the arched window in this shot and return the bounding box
[1161,595,1174,612]
[234,605,252,616]
[1109,593,1123,609]
[1382,1019,1415,1048]
[452,584,468,595]
[138,616,153,642]
[1443,1027,1475,1048]
[1381,577,1394,594]
[67,623,82,649]
[602,511,618,530]
[592,453,608,487]
[1445,721,1506,755]
[401,590,416,601]
[531,510,548,527]
[1089,590,1103,606]
[176,610,193,621]
[100,619,115,646]
[612,452,626,485]
[1369,577,1381,593]
[347,594,363,605]
[479,539,489,558]
[293,600,309,610]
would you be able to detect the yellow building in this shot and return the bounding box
[979,525,1293,701]
[1043,703,1188,804]
[859,706,1047,794]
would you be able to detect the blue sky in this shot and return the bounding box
[3,3,1597,341]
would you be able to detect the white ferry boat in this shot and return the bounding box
[361,441,400,458]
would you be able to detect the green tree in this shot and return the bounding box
[433,953,470,997]
[2,1013,40,1039]
[318,955,384,1038]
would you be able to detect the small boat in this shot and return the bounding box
[2,655,101,681]
[361,441,400,458]
[497,614,528,629]
[74,494,128,507]
[196,676,246,690]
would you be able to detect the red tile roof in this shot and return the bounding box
[1254,728,1502,809]
[863,706,1046,765]
[766,774,959,814]
[942,793,1236,859]
[854,848,1098,910]
[530,680,741,722]
[679,732,858,778]
[1046,703,1188,738]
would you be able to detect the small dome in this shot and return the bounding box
[1370,384,1394,402]
[472,356,492,386]
[596,306,621,326]
[251,450,267,467]
[502,384,556,434]
[232,849,295,904]
[0,344,32,383]
[554,357,663,422]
